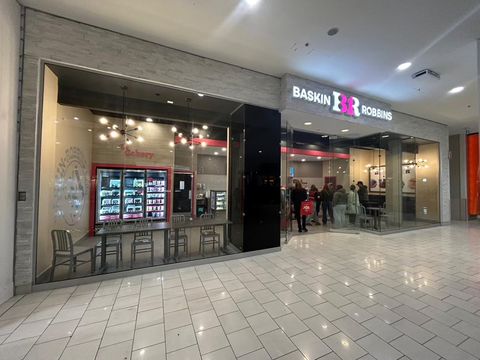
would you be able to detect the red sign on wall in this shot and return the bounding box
[119,144,154,159]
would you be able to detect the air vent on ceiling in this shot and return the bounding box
[411,69,441,81]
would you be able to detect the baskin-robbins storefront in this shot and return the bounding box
[14,9,449,294]
[279,74,450,238]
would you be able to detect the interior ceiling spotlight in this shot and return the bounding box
[327,27,339,36]
[397,62,412,70]
[222,148,226,151]
[302,159,306,162]
[146,118,153,122]
[214,152,219,155]
[449,86,464,94]
[73,116,79,120]
[171,126,177,132]
[245,0,260,6]
[198,93,204,97]
[317,156,322,159]
[341,129,349,132]
[304,122,312,126]
[167,100,174,104]
[202,125,208,130]
[322,135,329,138]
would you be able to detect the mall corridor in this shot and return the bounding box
[1,222,480,360]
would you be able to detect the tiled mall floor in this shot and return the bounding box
[2,222,480,360]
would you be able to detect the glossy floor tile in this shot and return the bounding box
[1,222,480,359]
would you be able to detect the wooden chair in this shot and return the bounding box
[131,218,154,267]
[50,230,94,281]
[199,213,220,257]
[95,219,123,268]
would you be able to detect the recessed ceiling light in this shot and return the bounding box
[100,117,108,124]
[317,156,322,159]
[214,152,219,155]
[302,159,306,162]
[290,154,295,157]
[73,116,79,120]
[322,135,328,138]
[171,126,177,132]
[397,62,412,70]
[245,0,260,6]
[259,150,262,153]
[198,93,204,97]
[167,100,174,104]
[87,128,92,132]
[449,86,464,94]
[222,148,226,151]
[202,125,208,130]
[341,129,349,132]
[382,135,389,138]
[53,120,58,123]
[304,122,312,126]
[146,118,153,122]
[327,27,339,36]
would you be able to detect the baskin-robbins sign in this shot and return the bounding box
[281,74,393,122]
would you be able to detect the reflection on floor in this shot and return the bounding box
[4,221,480,359]
[45,227,228,283]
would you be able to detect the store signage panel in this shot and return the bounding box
[292,85,393,121]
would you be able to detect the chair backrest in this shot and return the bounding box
[171,215,186,224]
[51,230,73,253]
[135,218,152,228]
[200,213,215,231]
[103,219,123,230]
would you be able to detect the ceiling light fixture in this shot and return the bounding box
[73,116,79,120]
[171,98,206,149]
[317,156,322,159]
[302,159,306,162]
[98,86,142,143]
[245,0,260,6]
[202,125,208,130]
[214,152,219,155]
[304,122,312,126]
[146,118,153,122]
[397,62,412,70]
[171,126,177,133]
[341,129,349,133]
[222,148,226,151]
[167,100,174,104]
[87,128,92,132]
[322,135,328,138]
[449,86,464,94]
[198,93,204,97]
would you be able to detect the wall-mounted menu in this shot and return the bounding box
[146,170,167,219]
[97,169,121,222]
[123,170,145,220]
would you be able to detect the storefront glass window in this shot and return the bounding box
[36,64,242,283]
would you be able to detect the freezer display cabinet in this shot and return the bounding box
[123,170,145,220]
[97,169,122,222]
[146,170,167,219]
[210,190,226,211]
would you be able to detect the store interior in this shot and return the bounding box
[37,64,240,283]
[280,113,441,238]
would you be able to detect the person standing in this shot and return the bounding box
[291,181,308,233]
[332,185,347,229]
[307,185,320,225]
[319,183,334,225]
[346,184,360,226]
[356,181,369,207]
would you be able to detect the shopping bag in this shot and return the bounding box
[300,201,313,216]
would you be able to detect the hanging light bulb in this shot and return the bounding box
[100,134,108,141]
[192,128,199,134]
[126,138,132,144]
[110,131,119,138]
[112,124,118,129]
[202,125,208,130]
[199,134,203,139]
[138,126,143,131]
[126,119,134,126]
[178,133,183,138]
[189,145,194,150]
[100,118,108,124]
[201,142,206,147]
[138,137,144,142]
[171,126,177,132]
[181,138,187,144]
[169,141,174,147]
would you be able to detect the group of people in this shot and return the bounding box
[290,180,368,232]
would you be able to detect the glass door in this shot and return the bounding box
[96,168,122,223]
[146,170,167,219]
[123,169,145,220]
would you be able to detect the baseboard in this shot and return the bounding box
[31,246,281,293]
[0,282,14,304]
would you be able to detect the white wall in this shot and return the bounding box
[0,0,20,303]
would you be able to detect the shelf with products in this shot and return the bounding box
[210,190,226,211]
[123,170,145,221]
[146,170,167,219]
[97,170,122,221]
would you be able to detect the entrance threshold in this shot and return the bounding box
[330,229,360,234]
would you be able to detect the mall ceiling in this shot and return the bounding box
[20,0,480,134]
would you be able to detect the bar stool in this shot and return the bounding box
[131,218,154,267]
[199,213,220,257]
[170,214,188,256]
[50,230,95,281]
[95,219,123,268]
